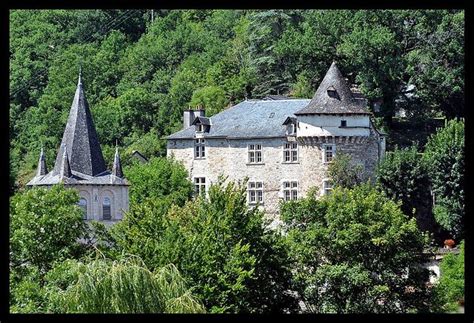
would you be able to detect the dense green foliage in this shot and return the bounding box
[281,184,431,313]
[9,185,87,312]
[9,184,202,313]
[376,145,430,218]
[124,157,193,206]
[433,241,464,312]
[327,153,365,189]
[10,9,464,193]
[44,257,205,313]
[10,185,86,275]
[423,120,464,238]
[111,179,297,313]
[9,9,464,314]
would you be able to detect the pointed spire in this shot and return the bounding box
[112,142,123,178]
[36,147,48,177]
[52,71,106,176]
[78,64,82,86]
[295,61,370,115]
[59,144,72,180]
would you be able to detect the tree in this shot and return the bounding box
[328,153,365,189]
[10,185,87,275]
[376,145,430,218]
[44,256,205,313]
[9,184,88,313]
[281,184,431,313]
[123,157,193,206]
[111,179,298,313]
[190,85,228,116]
[432,240,464,312]
[404,11,464,119]
[423,119,464,238]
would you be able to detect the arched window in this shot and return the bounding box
[102,197,111,220]
[78,198,87,219]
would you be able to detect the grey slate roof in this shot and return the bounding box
[52,73,107,177]
[295,62,370,115]
[27,73,128,187]
[27,169,128,186]
[263,95,290,100]
[167,99,311,140]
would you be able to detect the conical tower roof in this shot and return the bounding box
[295,61,370,115]
[52,72,107,176]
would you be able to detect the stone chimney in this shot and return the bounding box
[183,109,205,129]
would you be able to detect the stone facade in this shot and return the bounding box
[167,132,383,219]
[166,62,385,222]
[76,184,129,223]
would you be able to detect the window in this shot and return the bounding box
[79,198,87,219]
[287,123,296,135]
[322,144,336,163]
[282,181,298,201]
[248,181,263,205]
[248,144,262,163]
[323,180,333,196]
[102,197,111,220]
[340,120,347,127]
[194,177,206,196]
[195,138,205,159]
[196,124,204,132]
[283,142,298,163]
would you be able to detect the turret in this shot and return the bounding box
[36,147,48,177]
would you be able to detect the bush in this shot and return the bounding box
[281,184,431,313]
[433,240,464,312]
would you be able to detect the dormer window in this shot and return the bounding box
[283,117,297,136]
[327,86,340,100]
[192,116,210,133]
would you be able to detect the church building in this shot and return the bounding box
[167,62,386,219]
[27,72,129,223]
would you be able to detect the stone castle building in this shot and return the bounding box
[167,62,385,218]
[27,72,129,223]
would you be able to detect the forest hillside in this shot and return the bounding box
[9,9,464,192]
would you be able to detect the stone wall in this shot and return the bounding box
[167,133,381,221]
[74,184,129,221]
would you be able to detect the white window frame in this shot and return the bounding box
[282,181,298,201]
[196,124,204,133]
[283,142,298,163]
[322,179,333,196]
[194,177,206,197]
[248,181,263,205]
[194,138,206,159]
[248,144,263,164]
[322,144,336,164]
